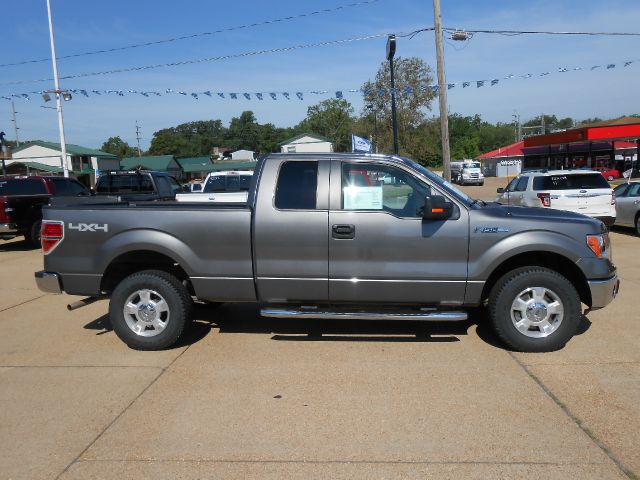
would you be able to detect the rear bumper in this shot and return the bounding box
[35,271,62,294]
[588,274,620,310]
[0,223,18,238]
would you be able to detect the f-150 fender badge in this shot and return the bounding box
[474,226,510,234]
[68,223,109,232]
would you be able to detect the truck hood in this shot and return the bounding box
[479,203,604,231]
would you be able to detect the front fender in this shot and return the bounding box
[468,230,588,281]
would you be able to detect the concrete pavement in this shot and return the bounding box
[0,211,638,479]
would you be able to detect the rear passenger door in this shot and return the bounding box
[253,159,330,302]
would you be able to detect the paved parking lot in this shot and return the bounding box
[1,183,638,479]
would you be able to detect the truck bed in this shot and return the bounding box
[42,201,256,302]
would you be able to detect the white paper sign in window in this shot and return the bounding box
[343,185,383,210]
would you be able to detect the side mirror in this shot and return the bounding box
[423,195,453,220]
[496,187,505,194]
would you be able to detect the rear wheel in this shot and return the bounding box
[635,214,640,236]
[109,270,192,350]
[488,267,581,352]
[607,175,614,181]
[25,220,42,249]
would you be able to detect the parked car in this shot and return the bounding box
[94,170,182,201]
[176,170,253,203]
[496,169,616,225]
[36,153,619,353]
[613,182,640,235]
[593,167,620,181]
[0,175,90,247]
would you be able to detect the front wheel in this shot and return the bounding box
[607,175,614,181]
[488,267,581,352]
[25,220,42,248]
[635,215,640,236]
[109,270,192,350]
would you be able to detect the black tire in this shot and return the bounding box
[488,267,581,352]
[25,220,42,249]
[109,270,192,350]
[635,214,640,236]
[607,175,614,181]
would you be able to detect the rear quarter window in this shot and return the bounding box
[533,174,610,191]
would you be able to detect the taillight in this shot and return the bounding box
[0,196,8,223]
[537,192,551,207]
[41,221,64,254]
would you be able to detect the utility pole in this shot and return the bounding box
[135,121,142,157]
[11,102,20,146]
[433,0,451,181]
[512,111,521,142]
[386,35,399,155]
[46,0,69,177]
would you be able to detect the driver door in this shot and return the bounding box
[328,161,469,305]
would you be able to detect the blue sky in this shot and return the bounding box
[3,0,640,150]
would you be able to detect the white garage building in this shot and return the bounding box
[279,133,334,153]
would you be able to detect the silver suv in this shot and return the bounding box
[496,169,616,225]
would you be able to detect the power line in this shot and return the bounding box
[444,27,640,37]
[0,0,380,69]
[0,31,397,87]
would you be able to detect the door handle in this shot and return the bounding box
[332,224,355,239]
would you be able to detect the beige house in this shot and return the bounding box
[279,133,334,153]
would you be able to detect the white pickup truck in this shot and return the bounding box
[176,170,253,203]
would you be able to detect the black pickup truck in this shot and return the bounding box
[0,175,91,247]
[94,170,183,201]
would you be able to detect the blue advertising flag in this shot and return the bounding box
[351,134,372,153]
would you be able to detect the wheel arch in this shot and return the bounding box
[480,251,591,307]
[101,250,191,294]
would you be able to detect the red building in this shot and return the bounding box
[522,117,640,174]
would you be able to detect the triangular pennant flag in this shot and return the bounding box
[269,92,277,100]
[230,93,238,99]
[491,79,499,86]
[558,67,568,73]
[282,92,290,100]
[256,93,263,100]
[140,92,149,97]
[217,93,225,98]
[243,93,251,100]
[203,91,212,96]
[335,91,343,98]
[92,90,102,95]
[463,82,470,88]
[404,86,413,94]
[296,92,303,100]
[607,64,615,69]
[522,73,532,79]
[505,74,514,79]
[476,81,485,88]
[591,65,601,70]
[430,85,439,93]
[191,93,199,99]
[624,61,633,67]
[540,72,550,76]
[447,83,455,90]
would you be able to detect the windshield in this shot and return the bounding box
[465,162,481,169]
[399,157,474,206]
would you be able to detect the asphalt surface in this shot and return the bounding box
[1,183,638,479]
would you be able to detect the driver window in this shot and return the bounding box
[341,163,430,217]
[506,177,519,192]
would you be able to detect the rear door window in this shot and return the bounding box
[533,174,610,190]
[0,179,48,195]
[275,161,318,210]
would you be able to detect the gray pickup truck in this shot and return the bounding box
[35,153,619,352]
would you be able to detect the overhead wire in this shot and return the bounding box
[0,0,380,68]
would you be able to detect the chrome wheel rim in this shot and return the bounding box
[123,289,170,337]
[510,287,564,338]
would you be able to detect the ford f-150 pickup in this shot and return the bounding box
[35,153,620,352]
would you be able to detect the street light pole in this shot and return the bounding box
[387,35,399,155]
[46,0,69,177]
[433,0,451,181]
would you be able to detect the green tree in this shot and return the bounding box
[227,111,260,151]
[296,99,355,152]
[149,120,225,156]
[100,136,138,157]
[361,57,436,158]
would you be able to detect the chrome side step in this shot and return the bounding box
[260,308,467,322]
